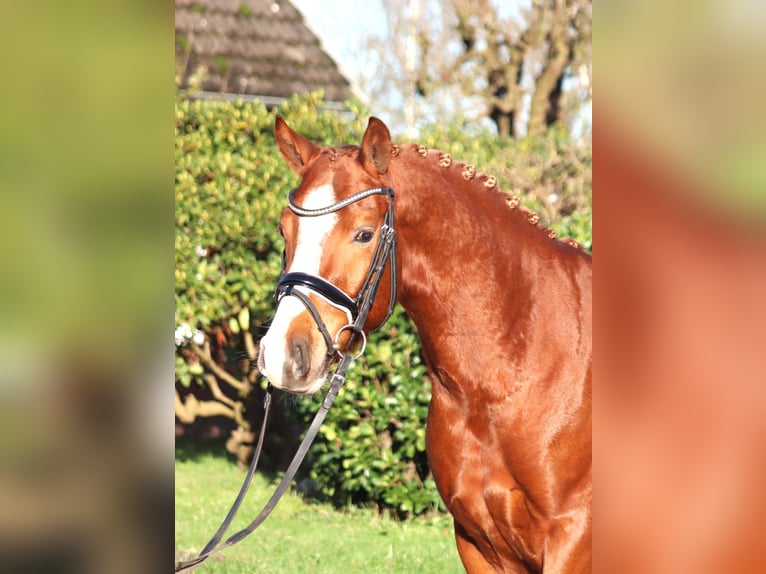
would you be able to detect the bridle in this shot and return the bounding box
[175,186,397,573]
[276,185,398,356]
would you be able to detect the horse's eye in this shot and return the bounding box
[354,229,375,244]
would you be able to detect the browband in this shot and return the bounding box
[287,186,394,217]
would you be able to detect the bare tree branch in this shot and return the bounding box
[243,329,257,362]
[201,373,237,409]
[361,0,590,138]
[175,390,236,424]
[191,340,246,392]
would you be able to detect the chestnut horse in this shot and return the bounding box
[258,116,592,573]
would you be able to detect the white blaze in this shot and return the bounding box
[259,184,338,391]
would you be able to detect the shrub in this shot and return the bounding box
[174,93,368,435]
[291,307,443,516]
[175,91,591,516]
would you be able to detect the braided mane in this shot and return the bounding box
[389,142,585,251]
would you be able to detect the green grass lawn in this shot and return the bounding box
[175,440,464,573]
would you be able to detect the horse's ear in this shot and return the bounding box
[274,115,321,174]
[360,117,392,177]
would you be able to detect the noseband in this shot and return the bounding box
[275,186,398,356]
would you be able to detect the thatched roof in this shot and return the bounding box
[175,0,352,104]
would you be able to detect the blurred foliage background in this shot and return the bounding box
[0,2,172,572]
[175,90,592,517]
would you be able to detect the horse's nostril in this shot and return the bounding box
[291,337,310,379]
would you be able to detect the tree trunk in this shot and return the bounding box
[546,71,565,127]
[527,0,571,136]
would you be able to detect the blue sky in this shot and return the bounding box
[290,0,386,99]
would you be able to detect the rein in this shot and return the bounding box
[175,187,397,573]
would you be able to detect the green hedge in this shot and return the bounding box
[291,306,441,515]
[175,94,368,346]
[175,91,591,517]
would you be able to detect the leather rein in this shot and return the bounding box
[175,186,397,572]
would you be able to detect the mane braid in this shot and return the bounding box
[404,142,583,250]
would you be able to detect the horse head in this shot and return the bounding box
[258,116,397,394]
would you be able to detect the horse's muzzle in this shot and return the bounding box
[258,335,329,395]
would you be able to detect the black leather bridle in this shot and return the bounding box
[275,185,398,355]
[174,186,398,573]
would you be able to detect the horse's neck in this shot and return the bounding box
[390,154,562,385]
